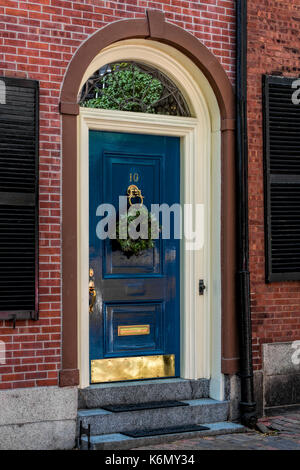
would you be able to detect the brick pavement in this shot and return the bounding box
[133,412,300,450]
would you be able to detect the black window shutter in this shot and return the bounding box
[263,75,300,282]
[0,76,39,321]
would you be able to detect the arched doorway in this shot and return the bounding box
[59,11,238,401]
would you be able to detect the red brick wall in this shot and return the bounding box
[0,1,235,389]
[248,0,300,370]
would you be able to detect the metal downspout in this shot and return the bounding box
[236,0,257,428]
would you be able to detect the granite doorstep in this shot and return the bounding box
[77,399,229,436]
[78,378,209,409]
[80,422,245,450]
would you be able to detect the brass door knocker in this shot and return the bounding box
[127,184,144,206]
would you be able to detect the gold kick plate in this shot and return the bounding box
[118,324,150,336]
[91,354,175,383]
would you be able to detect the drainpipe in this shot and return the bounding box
[236,0,257,428]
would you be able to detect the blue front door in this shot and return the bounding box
[89,130,180,383]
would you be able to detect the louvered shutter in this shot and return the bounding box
[263,75,300,281]
[0,77,39,320]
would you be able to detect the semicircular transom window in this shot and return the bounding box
[79,61,191,117]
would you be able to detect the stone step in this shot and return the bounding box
[80,421,246,450]
[77,398,229,436]
[78,378,209,409]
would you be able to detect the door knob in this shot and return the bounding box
[89,266,96,314]
[89,280,96,313]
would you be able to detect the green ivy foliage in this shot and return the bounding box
[81,63,163,113]
[115,206,160,257]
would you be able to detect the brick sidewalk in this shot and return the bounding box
[133,412,300,450]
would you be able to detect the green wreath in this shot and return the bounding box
[115,206,160,256]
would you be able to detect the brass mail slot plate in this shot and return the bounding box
[91,354,175,383]
[118,324,150,336]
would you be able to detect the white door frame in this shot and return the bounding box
[77,40,223,399]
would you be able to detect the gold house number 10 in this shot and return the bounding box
[129,173,139,182]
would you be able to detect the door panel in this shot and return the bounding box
[103,152,162,277]
[104,302,164,355]
[89,130,180,382]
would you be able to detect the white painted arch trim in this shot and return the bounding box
[77,40,223,400]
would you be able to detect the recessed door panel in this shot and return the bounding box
[103,153,162,277]
[104,302,164,356]
[89,130,180,382]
